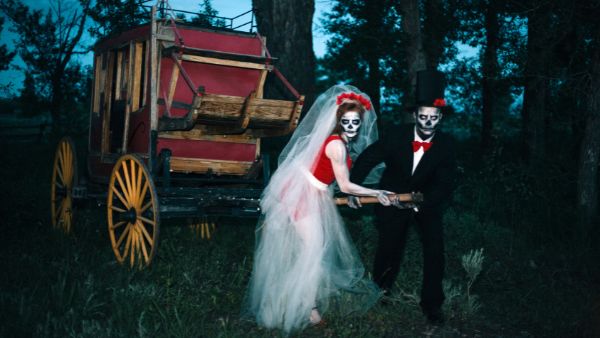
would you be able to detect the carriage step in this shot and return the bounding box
[72,185,87,199]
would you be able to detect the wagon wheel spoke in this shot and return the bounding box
[140,200,152,214]
[129,226,137,267]
[137,222,150,263]
[110,221,126,230]
[115,223,132,249]
[138,181,149,209]
[56,165,65,187]
[123,225,133,263]
[51,137,77,234]
[189,217,218,240]
[135,165,143,208]
[114,171,131,207]
[122,160,135,205]
[108,155,159,269]
[138,215,155,226]
[110,205,127,213]
[54,201,64,222]
[138,219,154,245]
[111,185,129,209]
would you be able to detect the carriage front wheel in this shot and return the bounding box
[51,137,78,234]
[107,154,160,268]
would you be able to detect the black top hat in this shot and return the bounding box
[405,69,450,113]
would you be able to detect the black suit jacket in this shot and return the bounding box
[351,124,456,211]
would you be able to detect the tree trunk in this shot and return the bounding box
[423,0,447,69]
[252,0,316,104]
[577,36,600,230]
[363,0,387,130]
[481,0,500,151]
[398,0,427,115]
[50,74,63,126]
[522,3,552,166]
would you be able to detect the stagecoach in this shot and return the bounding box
[50,2,304,268]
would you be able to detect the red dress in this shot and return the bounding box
[311,135,352,185]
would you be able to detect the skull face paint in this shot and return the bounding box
[414,107,442,140]
[340,111,362,140]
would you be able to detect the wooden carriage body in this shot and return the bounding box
[50,4,304,267]
[87,15,303,182]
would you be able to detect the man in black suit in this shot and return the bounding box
[349,70,456,324]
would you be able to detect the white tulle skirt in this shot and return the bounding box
[242,169,381,333]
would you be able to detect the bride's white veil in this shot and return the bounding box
[276,84,379,181]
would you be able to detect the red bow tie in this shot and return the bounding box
[412,140,432,152]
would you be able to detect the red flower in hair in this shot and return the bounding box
[336,92,372,110]
[433,98,446,107]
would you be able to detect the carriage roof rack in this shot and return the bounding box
[137,0,256,33]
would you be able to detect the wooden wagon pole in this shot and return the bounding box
[334,192,423,206]
[149,5,159,171]
[150,5,158,132]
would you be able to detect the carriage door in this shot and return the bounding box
[107,46,130,154]
[97,46,129,156]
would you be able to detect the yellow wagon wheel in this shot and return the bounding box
[189,216,217,240]
[51,137,78,234]
[107,155,159,268]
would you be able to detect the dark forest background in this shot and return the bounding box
[1,0,600,337]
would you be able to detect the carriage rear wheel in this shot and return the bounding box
[189,216,217,240]
[51,137,78,234]
[107,155,159,268]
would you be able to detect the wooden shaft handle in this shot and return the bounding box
[334,192,423,205]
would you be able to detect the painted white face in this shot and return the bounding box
[340,111,362,139]
[414,107,442,139]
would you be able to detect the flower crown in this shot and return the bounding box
[336,92,372,110]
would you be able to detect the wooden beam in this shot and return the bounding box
[194,94,245,120]
[255,69,268,99]
[122,41,135,153]
[158,129,257,144]
[93,55,102,113]
[245,97,296,123]
[131,42,143,111]
[180,54,272,70]
[170,157,253,175]
[167,60,180,110]
[101,52,115,155]
[114,50,123,100]
[150,5,158,132]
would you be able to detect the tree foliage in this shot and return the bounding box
[86,0,146,39]
[320,0,600,230]
[0,0,89,124]
[190,0,226,28]
[0,17,16,71]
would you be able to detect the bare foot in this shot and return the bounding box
[310,308,322,325]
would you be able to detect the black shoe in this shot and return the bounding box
[423,307,445,325]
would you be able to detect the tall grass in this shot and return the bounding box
[1,137,598,337]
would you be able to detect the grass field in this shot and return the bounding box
[1,135,599,337]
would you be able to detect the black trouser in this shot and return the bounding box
[373,204,445,311]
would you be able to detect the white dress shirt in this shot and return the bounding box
[412,127,434,175]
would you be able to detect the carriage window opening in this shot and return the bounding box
[93,53,107,114]
[121,53,128,100]
[114,48,129,101]
[101,52,107,70]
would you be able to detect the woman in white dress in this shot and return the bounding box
[243,85,392,333]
